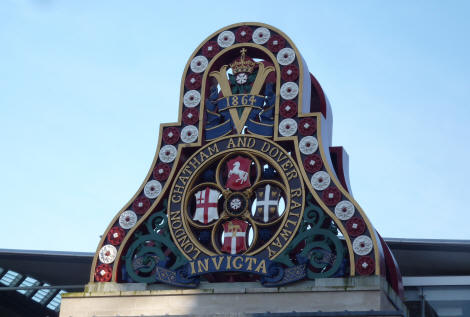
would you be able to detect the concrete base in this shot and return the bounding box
[60,276,406,317]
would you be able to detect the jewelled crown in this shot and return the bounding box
[230,48,256,74]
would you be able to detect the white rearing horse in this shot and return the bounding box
[228,161,248,184]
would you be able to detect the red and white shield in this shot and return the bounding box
[221,219,248,254]
[225,156,252,190]
[193,187,220,224]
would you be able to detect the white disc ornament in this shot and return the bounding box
[299,136,318,155]
[279,118,298,136]
[183,90,201,108]
[277,48,296,65]
[252,27,271,44]
[159,145,177,163]
[181,125,198,143]
[311,171,330,191]
[99,244,117,264]
[144,180,162,199]
[119,210,137,229]
[280,82,299,100]
[190,55,208,73]
[217,31,235,48]
[353,235,373,256]
[334,200,355,220]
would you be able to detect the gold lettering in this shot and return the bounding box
[233,256,243,269]
[247,138,256,148]
[285,219,298,229]
[207,143,219,155]
[170,210,181,222]
[254,260,267,274]
[275,152,287,163]
[178,175,189,186]
[174,184,185,194]
[245,257,257,271]
[268,147,279,158]
[237,137,246,147]
[199,150,209,161]
[281,161,293,171]
[211,256,224,270]
[225,256,232,269]
[191,249,201,259]
[171,194,181,203]
[286,169,298,180]
[267,246,277,258]
[261,142,270,152]
[279,227,292,242]
[174,228,185,237]
[188,157,200,169]
[291,188,302,198]
[290,199,302,209]
[190,261,196,275]
[183,165,192,176]
[183,243,194,253]
[227,138,236,149]
[197,258,209,273]
[271,237,282,248]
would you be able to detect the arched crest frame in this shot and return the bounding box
[90,22,397,289]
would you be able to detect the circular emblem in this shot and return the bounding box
[159,145,177,163]
[267,35,285,53]
[181,125,198,143]
[163,127,180,145]
[190,55,208,73]
[279,118,298,136]
[299,118,317,136]
[182,108,199,125]
[299,136,318,155]
[277,48,296,65]
[167,135,305,260]
[99,244,117,264]
[119,210,137,229]
[356,256,375,275]
[217,31,235,48]
[280,101,297,118]
[311,171,330,191]
[235,26,253,42]
[334,200,355,220]
[353,235,373,256]
[252,27,271,44]
[107,227,125,246]
[183,90,201,108]
[303,154,322,173]
[281,65,299,82]
[322,187,342,206]
[95,264,112,282]
[153,163,171,181]
[144,180,162,199]
[280,82,299,100]
[202,41,220,58]
[185,73,202,90]
[132,196,150,215]
[346,217,366,237]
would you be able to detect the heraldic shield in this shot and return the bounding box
[193,187,220,224]
[225,156,252,190]
[254,184,280,223]
[89,22,403,298]
[221,219,248,255]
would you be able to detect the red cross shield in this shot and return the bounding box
[221,219,248,254]
[225,156,252,190]
[193,187,220,224]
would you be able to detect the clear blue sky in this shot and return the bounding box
[1,1,469,252]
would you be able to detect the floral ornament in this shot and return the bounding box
[217,31,235,48]
[280,101,297,118]
[281,65,299,82]
[303,154,322,174]
[132,196,151,215]
[277,47,296,65]
[153,163,171,181]
[311,171,331,191]
[267,34,285,52]
[182,108,199,125]
[322,187,342,206]
[346,217,366,237]
[185,73,202,90]
[280,82,299,100]
[119,210,137,229]
[299,118,317,136]
[190,55,208,73]
[94,264,112,282]
[144,180,162,199]
[334,200,355,221]
[202,41,220,58]
[279,118,298,136]
[356,256,375,275]
[235,26,253,42]
[181,125,198,143]
[252,27,271,44]
[159,145,177,163]
[107,226,125,246]
[183,90,201,108]
[99,244,117,264]
[162,127,180,145]
[353,235,373,256]
[299,136,319,155]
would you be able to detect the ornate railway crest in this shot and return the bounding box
[90,23,402,294]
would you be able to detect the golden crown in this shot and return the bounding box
[230,48,256,74]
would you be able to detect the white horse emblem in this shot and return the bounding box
[228,161,248,184]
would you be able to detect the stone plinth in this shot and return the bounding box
[60,276,406,317]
